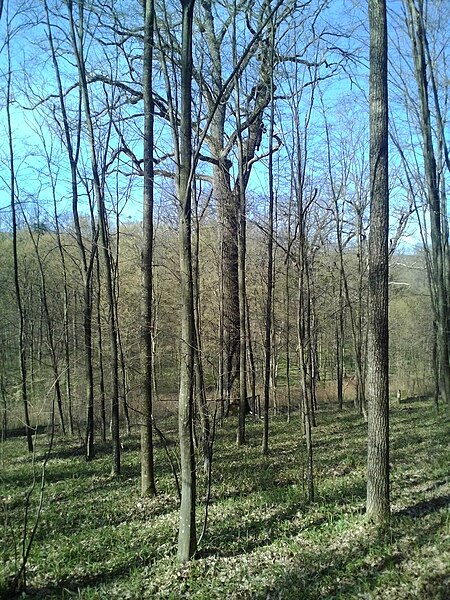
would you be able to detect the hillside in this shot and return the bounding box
[2,398,449,599]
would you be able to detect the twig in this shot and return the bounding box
[198,405,218,547]
[10,395,55,594]
[152,415,181,501]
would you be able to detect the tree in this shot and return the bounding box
[4,3,33,452]
[141,0,157,496]
[44,0,97,460]
[262,14,276,454]
[22,215,66,436]
[67,0,122,475]
[322,100,370,417]
[196,0,284,412]
[42,136,75,436]
[366,0,390,526]
[177,0,197,562]
[402,0,450,408]
[94,250,108,442]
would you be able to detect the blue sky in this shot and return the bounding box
[0,0,446,255]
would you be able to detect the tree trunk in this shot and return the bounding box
[285,204,293,423]
[96,253,107,443]
[177,0,197,563]
[237,185,247,446]
[25,223,66,435]
[335,275,345,411]
[54,205,74,436]
[298,262,314,502]
[68,0,121,475]
[219,170,240,405]
[141,0,157,497]
[296,182,314,502]
[262,36,275,453]
[404,0,450,407]
[193,202,211,472]
[45,0,96,460]
[6,24,33,453]
[114,208,131,438]
[245,296,257,420]
[366,0,390,527]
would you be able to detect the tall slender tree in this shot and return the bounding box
[68,0,122,475]
[366,0,390,526]
[403,0,450,408]
[23,216,66,435]
[262,15,276,454]
[5,5,33,452]
[141,0,157,497]
[44,0,97,460]
[177,0,197,562]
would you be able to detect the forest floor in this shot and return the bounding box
[1,398,450,599]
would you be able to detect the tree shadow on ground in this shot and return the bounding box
[3,425,47,439]
[252,491,450,600]
[200,477,367,559]
[2,558,146,599]
[396,493,450,518]
[197,504,329,559]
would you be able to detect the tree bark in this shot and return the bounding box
[335,275,345,411]
[237,185,247,446]
[96,252,107,443]
[141,0,157,497]
[262,27,275,454]
[366,0,390,526]
[177,0,197,562]
[192,203,211,472]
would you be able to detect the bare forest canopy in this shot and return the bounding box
[0,0,446,414]
[0,0,449,592]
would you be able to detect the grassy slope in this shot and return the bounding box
[1,399,450,599]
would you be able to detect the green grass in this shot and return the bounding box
[1,399,450,599]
